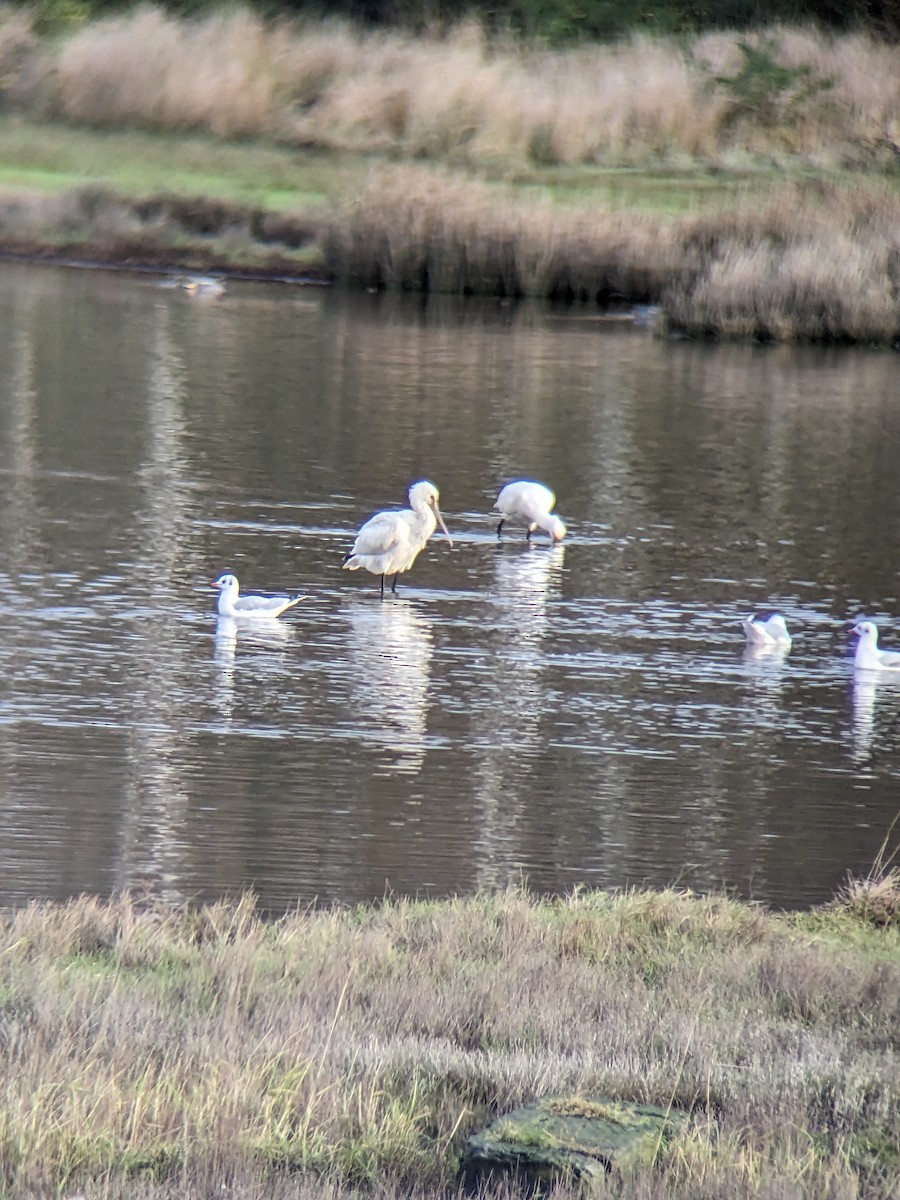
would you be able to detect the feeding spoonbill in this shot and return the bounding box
[851,620,900,672]
[741,613,792,650]
[212,573,304,619]
[494,481,566,542]
[343,480,452,597]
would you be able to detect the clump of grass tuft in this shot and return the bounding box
[832,871,900,928]
[827,818,900,928]
[663,179,900,343]
[52,8,300,138]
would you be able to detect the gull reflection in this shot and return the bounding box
[740,638,791,729]
[743,641,791,664]
[345,600,433,776]
[474,543,565,888]
[213,615,295,720]
[214,617,239,718]
[852,672,900,766]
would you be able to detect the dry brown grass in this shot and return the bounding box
[0,7,895,168]
[0,886,897,1198]
[321,166,900,343]
[321,166,683,302]
[666,180,900,341]
[827,818,900,928]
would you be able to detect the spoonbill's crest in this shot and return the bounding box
[343,480,452,597]
[212,573,304,619]
[741,613,792,649]
[494,480,566,542]
[852,620,900,672]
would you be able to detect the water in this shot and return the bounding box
[0,263,898,913]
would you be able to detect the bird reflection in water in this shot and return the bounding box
[473,542,565,888]
[740,637,791,730]
[345,600,433,775]
[851,672,900,767]
[213,615,295,720]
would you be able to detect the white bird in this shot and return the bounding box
[494,481,566,542]
[212,573,304,619]
[741,613,792,649]
[343,480,452,597]
[852,620,900,672]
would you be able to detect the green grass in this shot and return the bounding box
[0,116,372,209]
[0,116,856,218]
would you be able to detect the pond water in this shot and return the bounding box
[0,263,898,913]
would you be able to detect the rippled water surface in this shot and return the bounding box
[1,264,898,911]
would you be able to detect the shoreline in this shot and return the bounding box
[4,165,897,345]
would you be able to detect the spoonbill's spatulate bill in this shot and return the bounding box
[852,620,900,671]
[343,480,452,597]
[494,480,566,542]
[213,573,304,619]
[741,613,792,649]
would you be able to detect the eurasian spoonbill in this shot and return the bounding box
[852,620,900,672]
[494,481,566,542]
[741,613,792,650]
[213,573,304,619]
[343,480,452,596]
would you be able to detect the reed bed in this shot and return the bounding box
[1,8,898,340]
[0,8,898,169]
[322,167,900,343]
[320,166,681,301]
[0,884,897,1198]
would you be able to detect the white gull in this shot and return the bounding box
[212,573,304,619]
[741,613,792,650]
[852,620,900,672]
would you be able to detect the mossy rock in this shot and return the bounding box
[460,1095,688,1192]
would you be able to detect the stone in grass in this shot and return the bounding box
[460,1095,688,1192]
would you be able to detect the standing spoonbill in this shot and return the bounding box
[494,481,566,542]
[741,613,792,650]
[343,480,452,597]
[851,620,900,672]
[213,573,304,619]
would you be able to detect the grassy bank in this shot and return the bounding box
[0,9,898,340]
[1,879,898,1198]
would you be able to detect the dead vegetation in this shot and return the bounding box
[322,168,900,343]
[0,884,897,1198]
[0,9,897,168]
[0,8,898,340]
